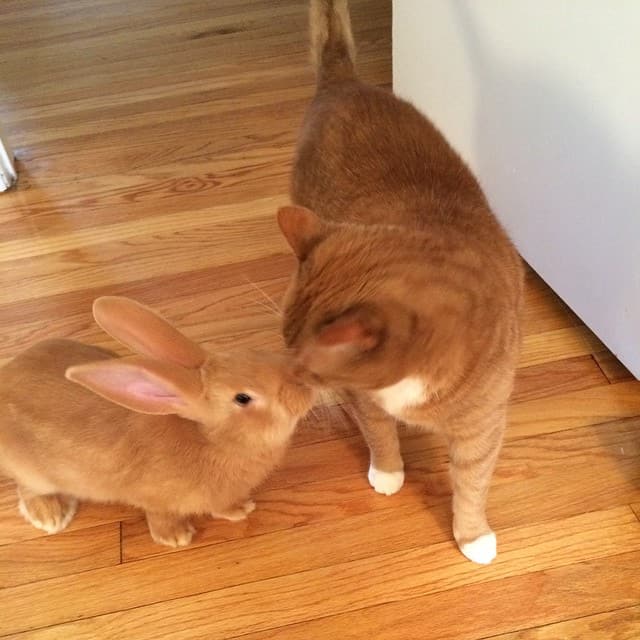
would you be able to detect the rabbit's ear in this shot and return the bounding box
[92,297,206,369]
[66,356,203,416]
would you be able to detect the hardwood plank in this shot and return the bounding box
[0,268,288,366]
[2,406,637,552]
[0,200,290,306]
[235,553,640,640]
[519,326,604,368]
[512,355,608,403]
[0,254,293,364]
[594,349,636,383]
[0,196,284,263]
[508,380,640,439]
[521,270,582,336]
[2,148,295,233]
[121,416,640,562]
[271,406,640,492]
[0,1,387,84]
[488,605,640,640]
[2,507,638,638]
[119,475,425,562]
[0,523,120,588]
[0,282,608,376]
[1,1,638,638]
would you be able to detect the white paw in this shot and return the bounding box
[458,532,497,565]
[18,496,77,534]
[151,521,196,548]
[367,465,404,496]
[242,499,256,515]
[216,500,256,522]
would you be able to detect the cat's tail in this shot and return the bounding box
[309,0,357,87]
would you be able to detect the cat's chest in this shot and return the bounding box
[372,376,428,418]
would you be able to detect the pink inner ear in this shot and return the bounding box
[68,363,188,415]
[125,379,183,403]
[317,318,377,349]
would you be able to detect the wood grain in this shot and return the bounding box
[594,349,635,383]
[508,380,640,438]
[512,354,608,403]
[2,507,639,638]
[1,1,638,639]
[119,416,640,562]
[235,553,640,640]
[489,605,640,640]
[521,269,582,336]
[519,325,604,368]
[0,523,120,588]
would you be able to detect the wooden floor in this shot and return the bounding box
[1,1,639,638]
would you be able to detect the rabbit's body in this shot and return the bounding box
[0,299,313,546]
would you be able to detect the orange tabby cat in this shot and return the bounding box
[277,0,524,564]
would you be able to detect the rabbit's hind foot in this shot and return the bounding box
[17,488,78,534]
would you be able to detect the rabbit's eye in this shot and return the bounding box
[234,393,253,407]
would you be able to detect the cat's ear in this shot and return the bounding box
[316,305,385,352]
[277,205,325,261]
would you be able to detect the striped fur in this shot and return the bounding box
[277,0,525,564]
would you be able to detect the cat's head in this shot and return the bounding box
[277,205,423,391]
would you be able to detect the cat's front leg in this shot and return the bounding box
[446,405,506,565]
[344,391,405,496]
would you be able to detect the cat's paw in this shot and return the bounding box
[458,531,497,565]
[367,465,404,496]
[18,494,77,534]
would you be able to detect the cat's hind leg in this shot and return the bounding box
[446,405,506,565]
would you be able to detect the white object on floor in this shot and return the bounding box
[0,135,17,191]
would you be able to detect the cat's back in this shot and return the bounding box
[293,80,487,224]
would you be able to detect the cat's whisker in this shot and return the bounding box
[245,277,282,318]
[251,298,282,319]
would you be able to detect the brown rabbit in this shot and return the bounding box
[0,297,314,547]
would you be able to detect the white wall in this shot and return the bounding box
[393,0,640,378]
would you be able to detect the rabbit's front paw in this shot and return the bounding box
[146,513,196,548]
[241,499,256,515]
[18,491,77,534]
[215,499,256,522]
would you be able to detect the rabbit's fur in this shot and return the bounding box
[0,297,314,547]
